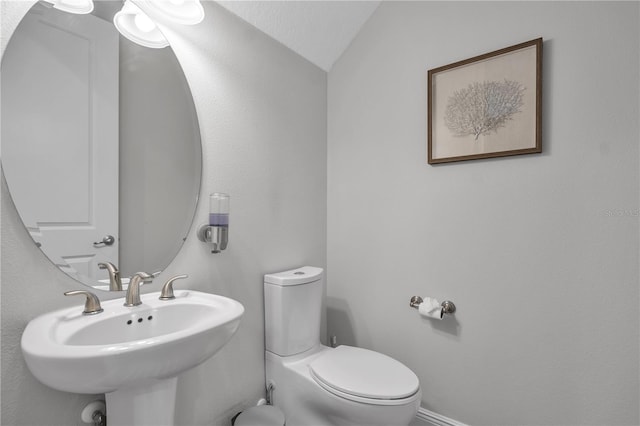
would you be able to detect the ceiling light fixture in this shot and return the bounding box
[42,0,94,14]
[42,0,205,49]
[113,0,169,49]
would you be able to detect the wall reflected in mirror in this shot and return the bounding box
[1,0,202,290]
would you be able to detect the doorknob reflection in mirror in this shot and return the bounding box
[197,193,229,253]
[93,235,115,247]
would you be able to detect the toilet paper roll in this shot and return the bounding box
[418,297,443,320]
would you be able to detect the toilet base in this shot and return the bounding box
[265,346,420,426]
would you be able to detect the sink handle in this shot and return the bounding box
[64,290,104,315]
[159,274,188,300]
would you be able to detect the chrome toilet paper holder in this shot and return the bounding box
[409,296,456,315]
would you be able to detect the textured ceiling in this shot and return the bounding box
[216,1,381,71]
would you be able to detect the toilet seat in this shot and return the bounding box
[309,346,419,406]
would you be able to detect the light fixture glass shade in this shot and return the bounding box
[113,0,169,49]
[132,0,205,25]
[42,0,94,14]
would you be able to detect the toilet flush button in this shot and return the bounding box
[294,272,305,275]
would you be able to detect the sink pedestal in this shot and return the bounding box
[106,377,178,426]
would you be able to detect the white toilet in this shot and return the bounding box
[264,266,421,426]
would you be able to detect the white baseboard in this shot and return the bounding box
[413,407,468,426]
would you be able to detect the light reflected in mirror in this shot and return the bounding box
[1,0,202,290]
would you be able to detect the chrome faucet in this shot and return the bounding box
[98,262,122,291]
[124,272,153,307]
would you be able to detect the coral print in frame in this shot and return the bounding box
[427,38,542,164]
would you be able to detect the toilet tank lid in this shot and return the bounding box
[264,266,323,286]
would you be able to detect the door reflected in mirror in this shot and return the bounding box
[1,0,202,290]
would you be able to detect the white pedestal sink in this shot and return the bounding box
[21,290,244,426]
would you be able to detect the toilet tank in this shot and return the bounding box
[264,266,324,356]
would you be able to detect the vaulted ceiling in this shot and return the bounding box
[216,1,381,71]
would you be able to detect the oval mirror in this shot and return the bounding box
[1,0,202,290]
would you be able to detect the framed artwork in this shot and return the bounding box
[427,38,543,164]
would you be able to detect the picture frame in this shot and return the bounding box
[427,38,543,164]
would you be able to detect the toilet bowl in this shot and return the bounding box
[264,267,421,426]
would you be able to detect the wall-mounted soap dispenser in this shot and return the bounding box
[197,193,229,253]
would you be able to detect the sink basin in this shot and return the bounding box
[21,290,243,425]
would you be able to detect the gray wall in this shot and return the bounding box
[1,1,327,425]
[327,2,639,426]
[2,1,639,425]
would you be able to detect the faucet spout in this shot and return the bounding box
[124,272,153,307]
[98,262,122,291]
